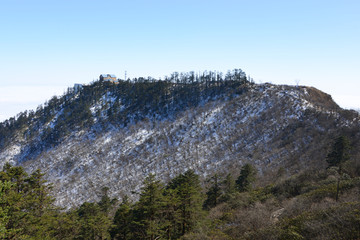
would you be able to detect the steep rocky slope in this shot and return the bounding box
[1,76,359,208]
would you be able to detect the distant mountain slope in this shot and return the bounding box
[1,71,359,208]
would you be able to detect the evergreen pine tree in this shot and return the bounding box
[326,136,351,168]
[223,173,236,196]
[236,164,257,192]
[111,196,133,240]
[77,201,112,240]
[167,170,204,237]
[0,180,13,239]
[326,135,351,201]
[162,188,180,240]
[0,165,57,239]
[133,174,165,240]
[203,174,222,210]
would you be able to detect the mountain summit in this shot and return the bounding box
[1,70,359,208]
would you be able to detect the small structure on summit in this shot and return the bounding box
[100,74,117,83]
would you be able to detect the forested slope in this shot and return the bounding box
[0,69,359,210]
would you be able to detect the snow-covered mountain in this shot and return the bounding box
[1,72,359,208]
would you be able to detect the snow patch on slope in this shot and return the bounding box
[1,83,358,208]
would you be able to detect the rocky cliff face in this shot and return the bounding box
[1,78,359,208]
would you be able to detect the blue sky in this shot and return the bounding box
[1,0,359,121]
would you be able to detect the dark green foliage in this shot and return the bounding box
[52,211,81,240]
[203,174,222,209]
[0,69,250,159]
[76,202,112,240]
[0,164,57,239]
[111,171,205,240]
[236,164,257,192]
[132,174,165,240]
[326,135,352,202]
[1,159,360,239]
[0,164,116,239]
[0,180,13,238]
[162,187,180,240]
[1,134,358,239]
[166,170,204,237]
[111,196,133,240]
[220,173,237,202]
[98,187,117,213]
[0,165,207,239]
[326,136,351,169]
[74,186,116,240]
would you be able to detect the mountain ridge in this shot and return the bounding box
[1,71,359,208]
